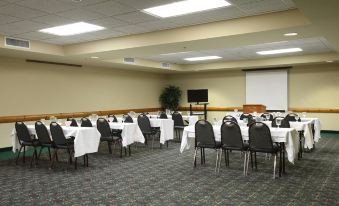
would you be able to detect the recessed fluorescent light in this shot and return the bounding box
[326,60,333,63]
[161,51,192,56]
[90,56,99,59]
[284,32,298,36]
[256,48,303,55]
[39,22,104,36]
[184,56,222,61]
[143,0,231,18]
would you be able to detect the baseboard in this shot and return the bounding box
[321,130,339,134]
[0,147,12,152]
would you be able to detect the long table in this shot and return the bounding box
[117,117,174,144]
[12,125,101,157]
[180,124,300,164]
[148,114,199,126]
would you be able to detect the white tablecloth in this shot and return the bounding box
[180,125,299,164]
[117,117,174,144]
[108,122,145,147]
[148,115,198,126]
[11,125,101,157]
[301,118,322,142]
[217,119,314,149]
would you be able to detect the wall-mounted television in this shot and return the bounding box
[187,89,208,103]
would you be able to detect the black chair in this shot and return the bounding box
[240,113,252,120]
[69,118,78,127]
[222,115,238,123]
[271,117,290,128]
[261,113,273,121]
[159,112,168,119]
[248,122,282,178]
[285,113,299,122]
[172,112,187,141]
[123,115,133,123]
[35,121,53,163]
[81,117,92,127]
[137,114,162,149]
[15,122,39,166]
[50,122,88,169]
[96,118,124,157]
[107,114,118,122]
[194,120,221,172]
[219,121,248,175]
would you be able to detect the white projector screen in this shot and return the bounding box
[246,69,288,111]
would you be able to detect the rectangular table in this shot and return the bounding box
[11,125,101,157]
[181,124,300,164]
[117,117,174,144]
[300,118,322,142]
[108,122,144,147]
[148,114,199,126]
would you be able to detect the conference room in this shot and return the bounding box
[0,0,338,205]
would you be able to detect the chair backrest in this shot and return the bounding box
[159,112,168,119]
[124,115,133,123]
[222,115,238,123]
[107,114,118,122]
[285,113,298,122]
[240,113,252,120]
[96,118,112,138]
[172,112,185,127]
[81,117,93,127]
[261,113,273,121]
[15,121,33,142]
[137,114,152,133]
[195,120,216,147]
[70,118,78,127]
[50,122,67,145]
[249,122,274,151]
[271,117,290,128]
[221,121,243,149]
[35,121,52,145]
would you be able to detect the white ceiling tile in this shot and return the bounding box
[57,0,108,7]
[57,8,105,21]
[84,1,135,16]
[13,31,55,40]
[0,4,48,18]
[0,20,48,35]
[0,1,9,6]
[114,24,149,35]
[115,0,178,10]
[88,17,129,29]
[0,13,20,24]
[16,0,75,13]
[114,11,158,24]
[136,20,178,31]
[32,14,75,26]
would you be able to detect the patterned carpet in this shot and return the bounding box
[0,135,338,206]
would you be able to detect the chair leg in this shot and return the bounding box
[108,142,112,154]
[243,152,247,176]
[129,146,131,156]
[273,154,277,179]
[120,144,123,158]
[34,148,38,166]
[203,148,206,164]
[74,157,77,169]
[224,149,227,167]
[215,149,219,172]
[15,145,23,165]
[246,151,250,176]
[279,151,282,177]
[23,146,26,163]
[200,148,203,165]
[254,152,258,170]
[193,147,198,167]
[47,147,52,160]
[50,149,58,169]
[38,146,43,160]
[218,149,222,173]
[166,141,168,148]
[250,152,253,170]
[124,147,127,156]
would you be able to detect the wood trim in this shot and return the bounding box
[0,107,161,124]
[179,106,339,113]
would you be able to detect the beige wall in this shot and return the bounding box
[0,56,165,148]
[1,56,339,149]
[168,64,339,130]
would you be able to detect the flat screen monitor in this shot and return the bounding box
[187,89,208,103]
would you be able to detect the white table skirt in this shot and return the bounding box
[148,115,199,126]
[11,125,101,157]
[108,122,145,147]
[180,125,299,164]
[301,118,322,142]
[117,117,174,144]
[217,120,314,149]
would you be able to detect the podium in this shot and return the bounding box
[243,104,266,113]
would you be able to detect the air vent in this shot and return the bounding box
[5,37,30,49]
[161,62,171,69]
[123,57,135,64]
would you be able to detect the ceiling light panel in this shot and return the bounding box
[256,48,303,55]
[184,56,222,61]
[39,22,105,36]
[143,0,231,18]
